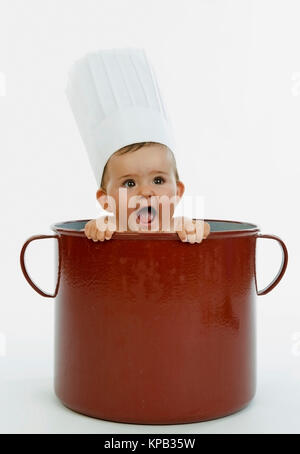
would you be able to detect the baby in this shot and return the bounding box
[84,141,211,244]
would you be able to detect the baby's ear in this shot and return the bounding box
[176,181,185,199]
[96,188,114,212]
[96,188,107,209]
[96,188,104,200]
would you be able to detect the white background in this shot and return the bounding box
[0,0,299,433]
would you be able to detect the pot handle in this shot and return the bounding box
[255,233,288,296]
[20,234,60,298]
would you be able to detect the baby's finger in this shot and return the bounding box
[89,223,100,241]
[187,232,197,244]
[177,230,187,242]
[85,224,96,240]
[106,218,117,233]
[195,220,204,243]
[104,228,114,240]
[203,222,211,238]
[84,226,91,239]
[183,218,195,234]
[96,227,105,242]
[95,216,108,232]
[84,221,93,238]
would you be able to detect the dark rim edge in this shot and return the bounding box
[50,218,260,239]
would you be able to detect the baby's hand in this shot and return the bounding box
[174,217,210,244]
[84,216,116,242]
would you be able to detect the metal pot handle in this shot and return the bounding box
[20,234,60,298]
[255,233,288,296]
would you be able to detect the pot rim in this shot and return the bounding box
[50,218,260,240]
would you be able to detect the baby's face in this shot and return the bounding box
[97,143,184,231]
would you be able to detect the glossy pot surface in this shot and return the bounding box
[20,219,288,424]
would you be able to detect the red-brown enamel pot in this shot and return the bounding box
[20,219,288,424]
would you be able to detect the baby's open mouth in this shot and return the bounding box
[136,206,157,225]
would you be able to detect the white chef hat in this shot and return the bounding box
[65,47,177,187]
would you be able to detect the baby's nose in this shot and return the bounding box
[139,185,155,198]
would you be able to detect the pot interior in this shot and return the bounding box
[53,219,258,233]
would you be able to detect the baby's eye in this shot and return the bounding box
[122,179,135,188]
[153,176,165,184]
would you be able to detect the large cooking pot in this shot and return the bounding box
[20,219,288,424]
